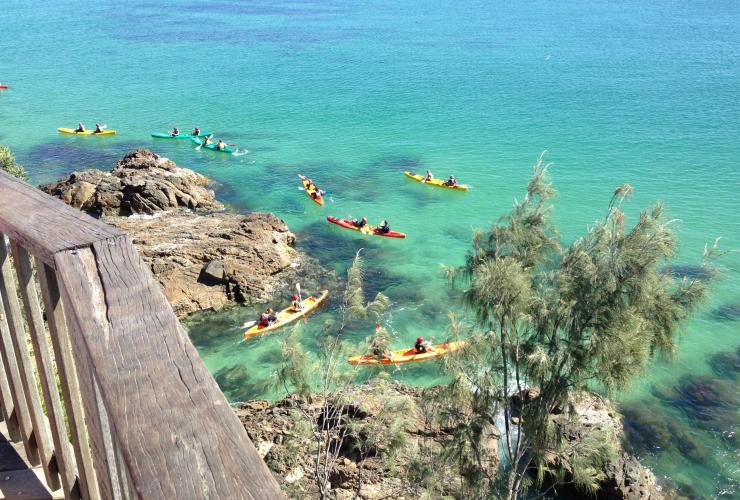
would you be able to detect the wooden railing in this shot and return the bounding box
[0,170,282,499]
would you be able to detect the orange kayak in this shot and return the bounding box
[244,290,329,339]
[299,175,324,206]
[347,341,466,365]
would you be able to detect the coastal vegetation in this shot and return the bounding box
[420,154,715,498]
[0,145,29,181]
[266,154,717,498]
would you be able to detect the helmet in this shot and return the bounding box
[361,217,367,222]
[417,336,424,343]
[292,294,299,300]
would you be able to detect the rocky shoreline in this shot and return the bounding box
[237,380,664,500]
[41,149,311,317]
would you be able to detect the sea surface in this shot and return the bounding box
[1,1,738,496]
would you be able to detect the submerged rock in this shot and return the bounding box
[712,303,740,321]
[708,347,740,379]
[662,264,713,282]
[41,149,220,216]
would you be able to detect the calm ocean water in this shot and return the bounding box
[2,0,738,496]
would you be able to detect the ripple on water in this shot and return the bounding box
[711,303,740,321]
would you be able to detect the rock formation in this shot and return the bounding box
[41,149,309,317]
[41,149,220,216]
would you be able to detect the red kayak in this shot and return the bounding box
[326,216,406,239]
[0,86,8,90]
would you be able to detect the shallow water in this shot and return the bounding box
[2,0,739,495]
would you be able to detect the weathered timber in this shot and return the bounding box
[0,171,119,268]
[0,234,40,465]
[11,243,78,497]
[55,240,283,499]
[37,263,99,500]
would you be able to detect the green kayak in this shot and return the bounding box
[151,131,211,139]
[190,136,234,153]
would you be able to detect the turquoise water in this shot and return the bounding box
[2,1,739,496]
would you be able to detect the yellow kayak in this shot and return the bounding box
[58,128,117,136]
[244,290,329,339]
[404,171,468,191]
[347,341,466,365]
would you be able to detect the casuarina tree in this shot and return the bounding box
[441,152,715,499]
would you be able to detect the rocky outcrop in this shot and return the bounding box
[41,149,220,216]
[548,392,663,499]
[108,211,301,317]
[41,149,316,317]
[236,380,491,499]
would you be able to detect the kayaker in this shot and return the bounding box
[170,127,180,137]
[445,175,457,187]
[93,123,105,134]
[352,217,368,229]
[372,323,392,360]
[289,294,303,312]
[267,308,277,324]
[215,139,226,150]
[378,220,391,234]
[414,336,430,354]
[192,127,201,137]
[202,134,214,145]
[74,122,86,133]
[259,311,270,327]
[422,170,433,183]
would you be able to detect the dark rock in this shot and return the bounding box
[708,347,740,379]
[711,303,740,321]
[200,260,225,283]
[662,265,712,282]
[41,148,221,216]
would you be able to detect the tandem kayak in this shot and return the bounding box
[299,175,324,206]
[58,128,116,136]
[244,290,329,339]
[348,341,466,365]
[151,131,211,139]
[190,136,234,153]
[326,216,406,239]
[404,171,469,191]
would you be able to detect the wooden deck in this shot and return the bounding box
[0,420,62,499]
[0,169,283,498]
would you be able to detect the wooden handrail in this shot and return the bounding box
[0,171,283,499]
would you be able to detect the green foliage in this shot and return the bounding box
[0,145,29,181]
[438,152,713,499]
[343,249,391,320]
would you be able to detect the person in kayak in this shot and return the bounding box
[170,127,180,137]
[378,220,391,234]
[202,134,214,146]
[415,336,432,354]
[192,127,201,137]
[352,217,368,229]
[289,294,303,312]
[445,175,457,187]
[93,123,105,134]
[371,323,392,360]
[215,138,227,150]
[74,123,86,133]
[259,307,278,327]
